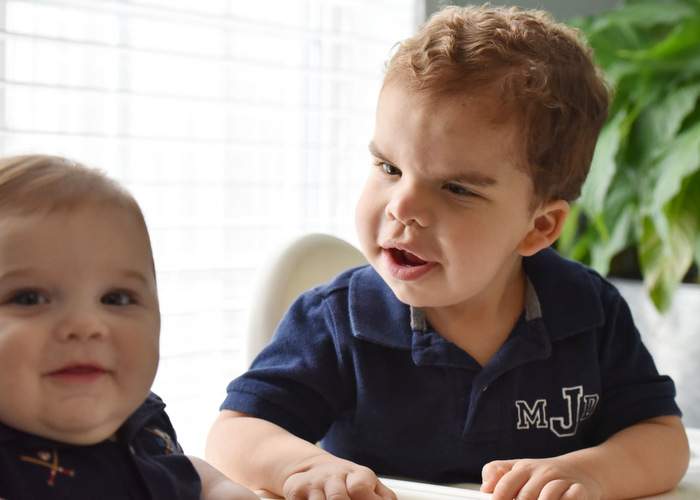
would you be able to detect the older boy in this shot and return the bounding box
[207,5,689,500]
[0,155,258,499]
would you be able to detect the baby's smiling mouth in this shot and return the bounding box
[46,364,109,380]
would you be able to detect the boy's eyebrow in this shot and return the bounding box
[368,141,498,188]
[451,170,498,188]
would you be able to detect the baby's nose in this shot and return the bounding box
[54,309,109,342]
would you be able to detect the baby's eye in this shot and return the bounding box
[102,290,135,306]
[9,290,49,306]
[379,162,401,176]
[443,182,475,197]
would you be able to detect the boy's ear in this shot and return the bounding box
[517,199,570,257]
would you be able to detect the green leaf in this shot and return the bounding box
[639,172,700,310]
[639,212,695,311]
[645,18,700,60]
[568,227,597,263]
[590,205,634,275]
[584,22,647,68]
[672,171,700,279]
[557,203,581,256]
[696,234,700,278]
[579,112,627,216]
[650,122,700,212]
[586,2,695,33]
[635,83,700,164]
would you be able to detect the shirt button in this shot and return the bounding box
[482,385,489,392]
[129,445,136,455]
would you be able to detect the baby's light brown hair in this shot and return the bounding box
[385,5,610,204]
[0,154,155,274]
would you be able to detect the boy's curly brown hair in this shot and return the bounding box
[385,5,610,204]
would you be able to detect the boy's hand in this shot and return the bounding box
[480,457,603,500]
[283,455,396,500]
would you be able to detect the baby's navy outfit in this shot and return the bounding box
[0,393,199,499]
[222,248,680,483]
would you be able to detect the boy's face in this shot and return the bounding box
[356,82,541,310]
[0,205,159,445]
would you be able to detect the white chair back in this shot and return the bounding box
[244,233,367,367]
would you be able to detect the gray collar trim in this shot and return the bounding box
[409,276,542,332]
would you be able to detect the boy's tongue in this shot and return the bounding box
[393,248,427,266]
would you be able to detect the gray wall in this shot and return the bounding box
[424,0,621,21]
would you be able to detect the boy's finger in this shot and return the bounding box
[374,480,398,500]
[253,489,281,499]
[480,460,514,492]
[539,478,574,500]
[561,483,588,500]
[307,488,326,500]
[345,468,379,500]
[323,476,351,500]
[491,466,529,500]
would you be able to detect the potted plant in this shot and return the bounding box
[558,0,700,427]
[557,0,700,313]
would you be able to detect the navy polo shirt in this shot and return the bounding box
[0,393,200,499]
[223,248,680,484]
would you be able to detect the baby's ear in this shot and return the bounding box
[517,199,570,257]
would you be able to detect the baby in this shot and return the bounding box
[0,155,258,499]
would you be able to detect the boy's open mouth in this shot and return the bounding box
[389,247,428,267]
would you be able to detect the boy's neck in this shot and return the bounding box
[423,256,526,367]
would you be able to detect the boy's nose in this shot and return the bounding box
[54,309,109,342]
[385,183,430,228]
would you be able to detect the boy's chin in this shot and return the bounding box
[384,280,437,308]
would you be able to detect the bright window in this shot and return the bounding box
[0,0,419,454]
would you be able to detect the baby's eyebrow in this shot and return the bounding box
[117,270,151,286]
[0,268,36,281]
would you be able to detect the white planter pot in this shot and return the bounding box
[613,279,700,427]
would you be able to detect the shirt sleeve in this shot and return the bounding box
[589,284,681,443]
[221,287,351,443]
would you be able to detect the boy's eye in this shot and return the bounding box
[443,182,475,197]
[9,290,49,306]
[379,162,401,176]
[102,291,135,306]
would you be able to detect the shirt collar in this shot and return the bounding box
[348,266,413,349]
[410,276,543,333]
[119,392,167,442]
[348,248,604,347]
[523,247,605,339]
[0,421,20,443]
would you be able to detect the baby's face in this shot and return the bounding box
[0,204,159,445]
[356,82,538,310]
